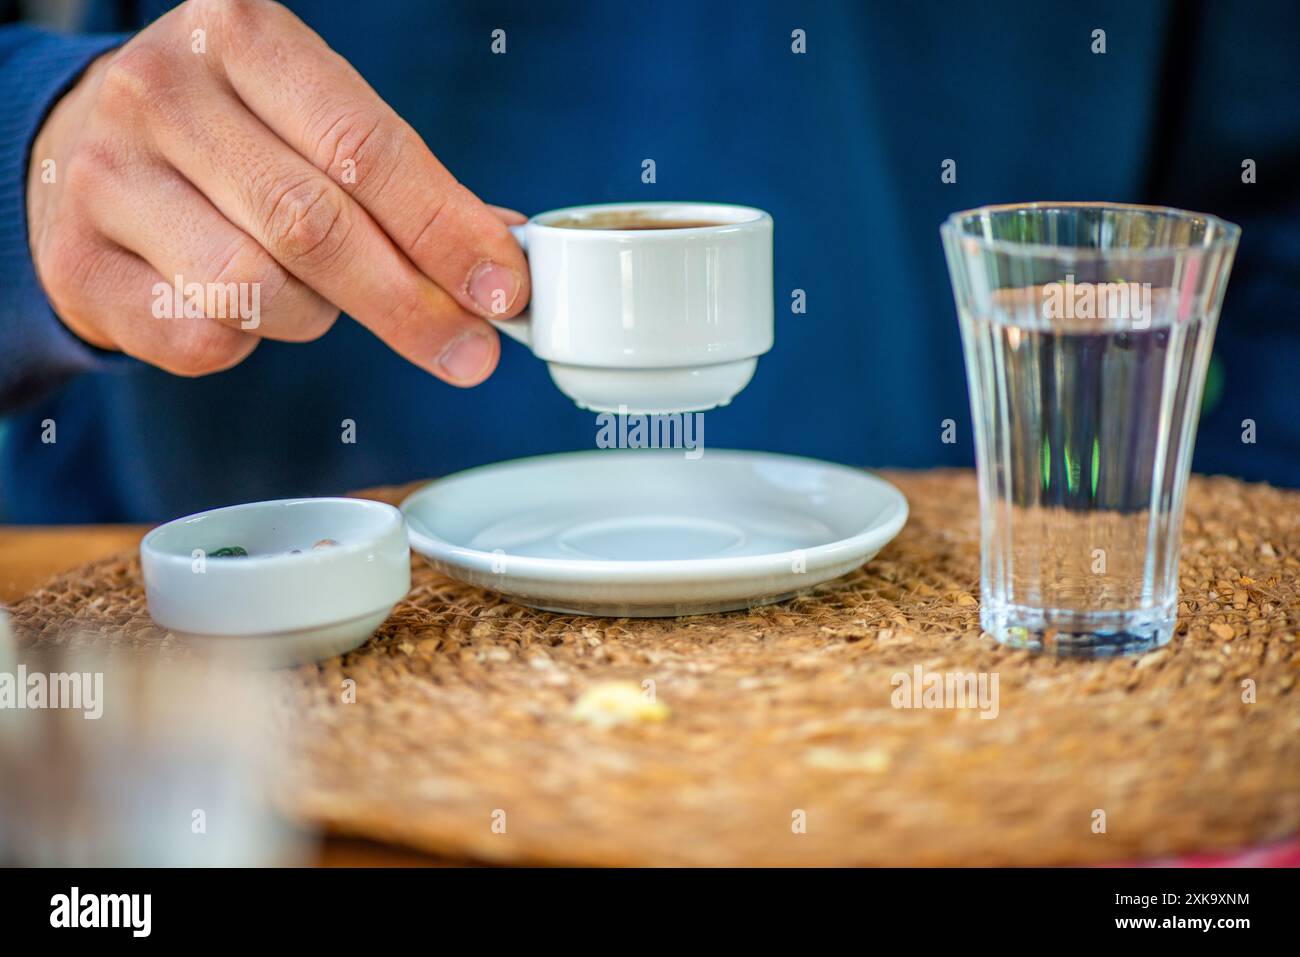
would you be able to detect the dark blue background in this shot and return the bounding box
[2,0,1297,521]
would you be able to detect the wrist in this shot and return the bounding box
[0,30,133,410]
[26,49,114,258]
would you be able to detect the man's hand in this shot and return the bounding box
[26,0,529,384]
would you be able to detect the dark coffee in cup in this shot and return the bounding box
[549,212,725,231]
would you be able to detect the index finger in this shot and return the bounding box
[201,0,528,320]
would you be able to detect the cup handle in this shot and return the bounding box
[489,224,532,347]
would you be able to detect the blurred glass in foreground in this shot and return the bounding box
[0,609,310,865]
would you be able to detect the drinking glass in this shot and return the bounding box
[941,203,1239,656]
[0,625,307,866]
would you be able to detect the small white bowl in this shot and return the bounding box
[141,498,410,666]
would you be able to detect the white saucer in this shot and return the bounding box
[401,450,908,617]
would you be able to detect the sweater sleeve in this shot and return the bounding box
[0,25,131,413]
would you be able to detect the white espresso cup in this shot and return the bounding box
[491,202,774,413]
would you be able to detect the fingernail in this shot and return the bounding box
[467,260,520,316]
[439,331,494,383]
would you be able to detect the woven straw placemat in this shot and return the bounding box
[9,470,1300,866]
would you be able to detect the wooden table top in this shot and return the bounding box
[6,482,1295,867]
[0,523,443,868]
